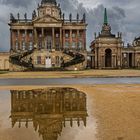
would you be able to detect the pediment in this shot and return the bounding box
[33,15,61,23]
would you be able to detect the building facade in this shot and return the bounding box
[0,52,9,70]
[122,38,140,68]
[90,8,140,69]
[90,8,123,69]
[9,0,87,71]
[0,5,139,71]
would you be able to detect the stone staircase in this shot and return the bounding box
[9,49,35,71]
[62,50,85,69]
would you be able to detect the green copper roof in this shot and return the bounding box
[104,8,108,25]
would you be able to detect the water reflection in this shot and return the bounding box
[10,88,88,140]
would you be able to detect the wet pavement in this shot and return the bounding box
[0,88,96,140]
[0,77,140,86]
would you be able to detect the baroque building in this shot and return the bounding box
[10,88,88,140]
[9,0,87,71]
[122,38,140,68]
[0,4,140,71]
[90,8,140,69]
[90,8,123,69]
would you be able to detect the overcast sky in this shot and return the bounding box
[0,0,140,51]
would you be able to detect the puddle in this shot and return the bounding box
[0,88,96,140]
[0,85,139,140]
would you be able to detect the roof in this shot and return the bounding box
[41,0,57,5]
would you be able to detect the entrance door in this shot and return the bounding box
[129,53,132,68]
[105,49,112,67]
[45,57,52,68]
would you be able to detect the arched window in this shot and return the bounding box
[65,41,69,48]
[78,41,82,49]
[37,56,41,64]
[22,41,26,50]
[15,41,18,50]
[72,42,76,48]
[29,42,33,50]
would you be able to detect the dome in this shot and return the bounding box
[41,0,57,5]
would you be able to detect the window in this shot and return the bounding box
[15,41,18,50]
[72,33,76,38]
[15,31,18,38]
[72,42,76,48]
[78,41,82,48]
[39,34,42,38]
[22,33,25,38]
[56,33,59,38]
[22,41,26,50]
[124,53,127,58]
[29,33,32,38]
[79,32,83,38]
[29,42,33,50]
[56,56,59,66]
[65,41,69,48]
[65,33,69,38]
[37,56,41,64]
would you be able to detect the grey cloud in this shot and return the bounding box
[0,0,33,8]
[0,0,139,51]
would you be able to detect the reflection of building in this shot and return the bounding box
[90,8,140,69]
[10,88,88,140]
[8,0,87,71]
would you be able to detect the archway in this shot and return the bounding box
[105,49,112,67]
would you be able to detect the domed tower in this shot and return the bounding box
[100,8,115,37]
[90,8,123,69]
[38,0,61,19]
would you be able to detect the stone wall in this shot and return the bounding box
[0,52,10,70]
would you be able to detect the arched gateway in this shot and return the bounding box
[105,49,112,67]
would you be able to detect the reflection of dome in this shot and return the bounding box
[10,88,88,140]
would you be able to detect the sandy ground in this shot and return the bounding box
[0,84,140,140]
[0,69,140,78]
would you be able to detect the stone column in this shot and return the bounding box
[17,30,21,50]
[132,52,135,67]
[70,29,72,49]
[95,47,97,68]
[60,28,62,50]
[102,55,105,68]
[41,28,44,49]
[25,30,28,50]
[63,29,65,49]
[52,27,55,50]
[34,28,38,49]
[77,30,79,50]
[83,29,86,51]
[10,29,13,51]
[114,55,116,68]
[127,53,129,68]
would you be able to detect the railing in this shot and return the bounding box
[9,49,35,69]
[62,50,85,68]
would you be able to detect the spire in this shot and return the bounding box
[104,8,108,25]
